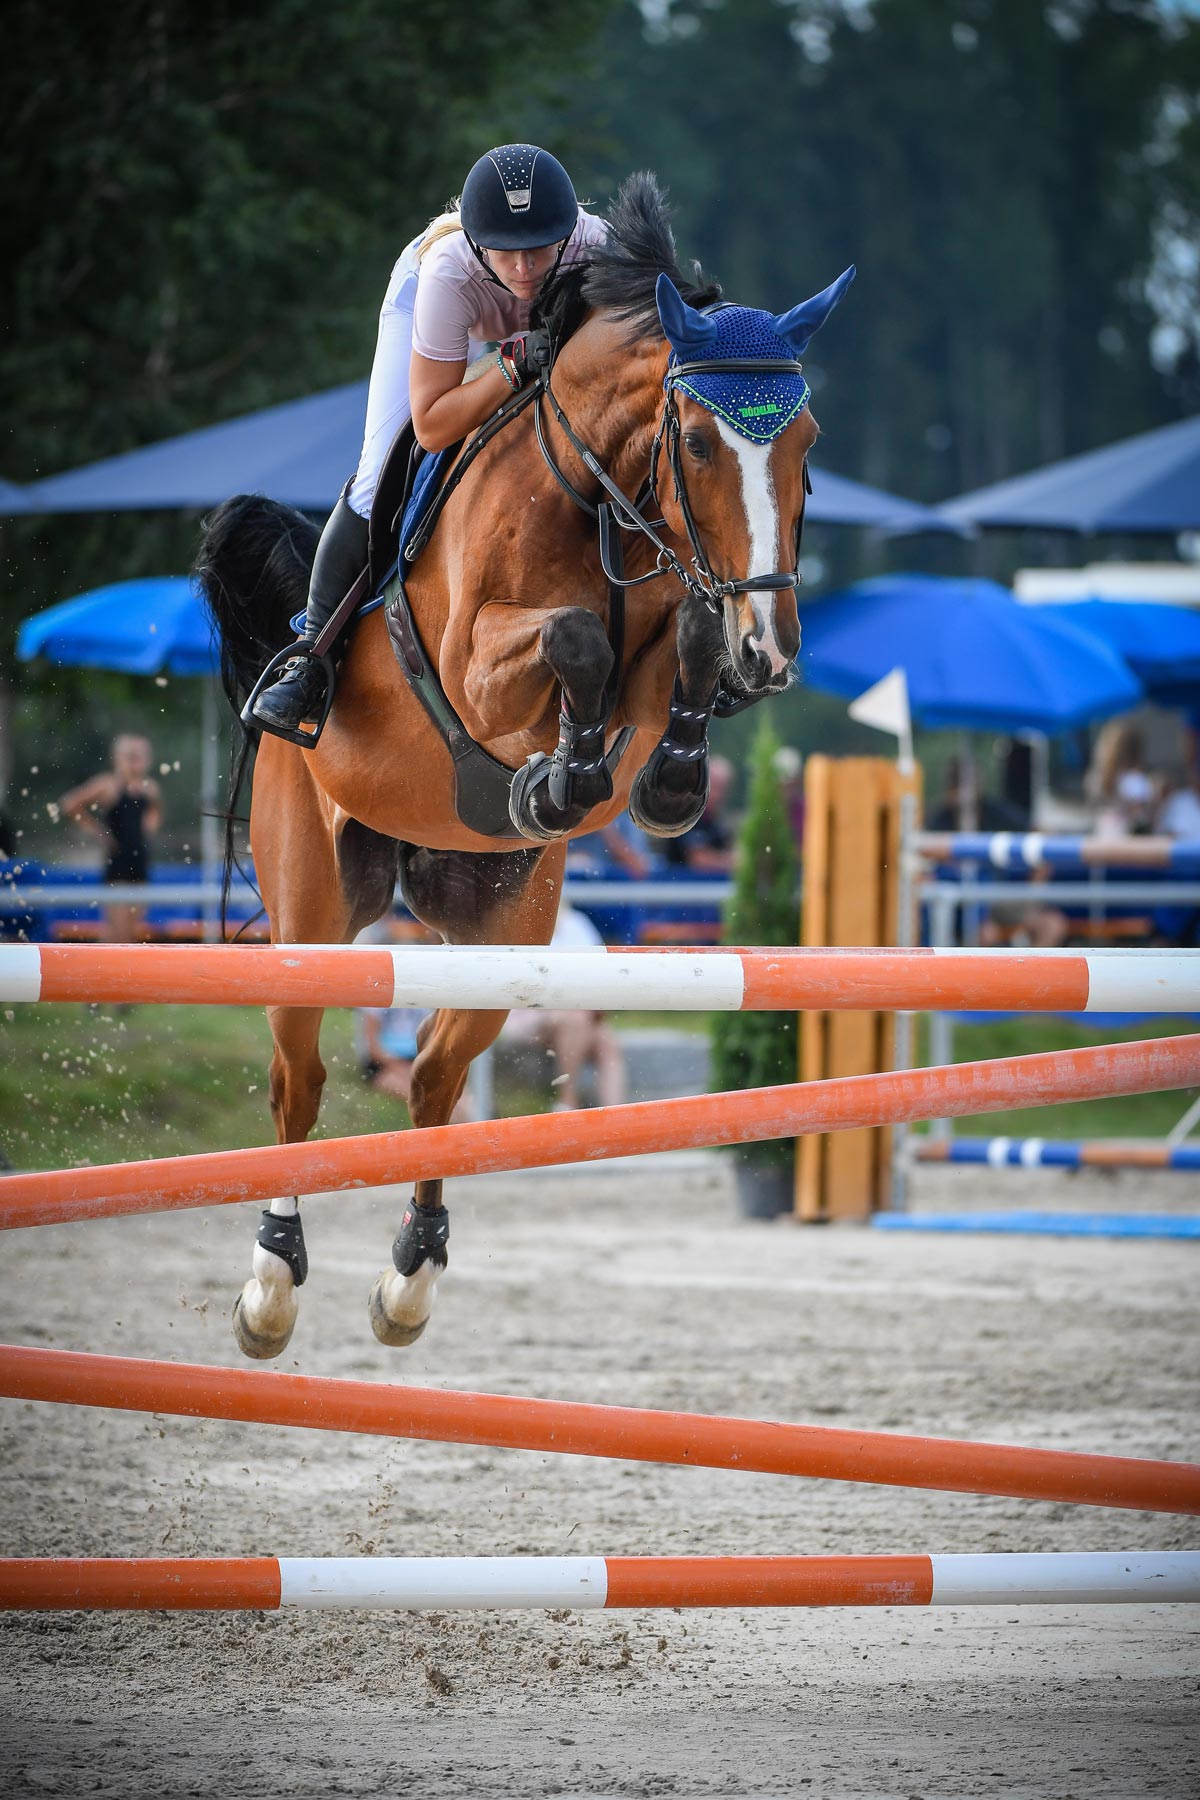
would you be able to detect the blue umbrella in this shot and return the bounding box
[799,573,1142,732]
[1029,598,1200,703]
[939,414,1200,535]
[0,477,30,513]
[16,577,218,676]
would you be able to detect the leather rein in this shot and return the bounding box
[535,353,810,614]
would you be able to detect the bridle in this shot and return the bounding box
[535,350,811,615]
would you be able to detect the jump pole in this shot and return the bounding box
[2,942,1199,1013]
[915,1137,1200,1172]
[5,1345,1196,1515]
[2,1552,1197,1612]
[4,1032,1199,1233]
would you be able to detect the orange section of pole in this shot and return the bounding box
[737,951,1089,1012]
[0,1557,281,1611]
[3,1345,1196,1514]
[3,1033,1198,1234]
[603,1555,934,1608]
[37,943,396,1007]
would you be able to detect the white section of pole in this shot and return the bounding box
[277,1555,609,1610]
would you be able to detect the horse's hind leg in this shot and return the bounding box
[234,766,399,1359]
[368,840,563,1347]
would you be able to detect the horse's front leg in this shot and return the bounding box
[451,600,616,842]
[368,840,564,1347]
[628,595,726,838]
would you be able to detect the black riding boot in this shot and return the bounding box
[250,498,370,736]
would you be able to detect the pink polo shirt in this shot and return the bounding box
[411,208,608,361]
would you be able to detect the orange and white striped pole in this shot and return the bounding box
[2,1553,1197,1612]
[3,1032,1199,1233]
[2,942,1198,1013]
[4,1345,1196,1513]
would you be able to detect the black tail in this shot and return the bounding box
[193,494,320,934]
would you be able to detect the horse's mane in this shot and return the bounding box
[533,171,721,350]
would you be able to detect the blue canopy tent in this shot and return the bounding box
[16,578,225,932]
[1028,598,1200,709]
[5,380,953,531]
[938,414,1200,535]
[0,477,30,513]
[799,573,1142,732]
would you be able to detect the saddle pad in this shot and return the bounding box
[288,445,456,636]
[399,445,454,569]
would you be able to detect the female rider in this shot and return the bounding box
[253,143,606,736]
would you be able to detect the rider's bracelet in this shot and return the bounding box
[497,350,521,392]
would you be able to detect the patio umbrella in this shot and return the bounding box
[799,573,1142,732]
[0,477,30,513]
[16,577,223,926]
[1028,598,1200,706]
[4,380,954,531]
[16,577,218,676]
[938,414,1200,535]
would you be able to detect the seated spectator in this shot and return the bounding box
[1085,719,1159,837]
[354,917,472,1123]
[502,896,626,1111]
[663,753,736,873]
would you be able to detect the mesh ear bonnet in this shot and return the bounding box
[669,307,812,445]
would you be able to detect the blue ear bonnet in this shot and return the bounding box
[669,307,811,445]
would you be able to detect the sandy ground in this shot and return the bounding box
[1,1153,1198,1799]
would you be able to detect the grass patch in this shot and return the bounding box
[2,1002,1195,1172]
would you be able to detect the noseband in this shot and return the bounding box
[536,352,809,616]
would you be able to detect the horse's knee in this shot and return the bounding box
[540,607,613,719]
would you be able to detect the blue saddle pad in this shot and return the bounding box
[399,445,454,570]
[288,445,455,635]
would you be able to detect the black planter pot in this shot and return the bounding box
[733,1162,794,1221]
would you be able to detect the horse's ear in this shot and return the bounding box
[772,266,856,355]
[655,272,718,358]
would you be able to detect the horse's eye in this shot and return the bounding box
[683,431,710,461]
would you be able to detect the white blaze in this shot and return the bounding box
[714,416,788,675]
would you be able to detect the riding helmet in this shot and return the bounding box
[460,144,579,250]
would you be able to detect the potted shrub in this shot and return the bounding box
[709,716,799,1220]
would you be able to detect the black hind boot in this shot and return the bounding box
[249,498,369,741]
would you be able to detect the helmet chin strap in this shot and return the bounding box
[464,232,571,297]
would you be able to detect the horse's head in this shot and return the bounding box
[654,268,855,694]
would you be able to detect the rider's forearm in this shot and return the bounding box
[412,361,513,453]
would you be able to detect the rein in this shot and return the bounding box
[535,352,809,614]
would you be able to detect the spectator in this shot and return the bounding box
[1085,720,1158,837]
[57,734,161,943]
[502,896,626,1111]
[354,917,473,1122]
[663,753,736,872]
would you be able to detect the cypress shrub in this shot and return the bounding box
[709,716,799,1171]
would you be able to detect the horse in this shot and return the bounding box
[197,173,853,1361]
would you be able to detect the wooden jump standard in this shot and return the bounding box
[5,1033,1199,1233]
[4,1345,1195,1514]
[2,943,1198,1013]
[3,1553,1197,1611]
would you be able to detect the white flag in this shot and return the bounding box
[848,667,913,770]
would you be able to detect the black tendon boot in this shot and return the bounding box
[250,498,370,739]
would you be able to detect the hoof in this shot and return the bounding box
[368,1261,440,1348]
[627,763,708,838]
[232,1273,298,1361]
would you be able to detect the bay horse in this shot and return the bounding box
[197,174,853,1360]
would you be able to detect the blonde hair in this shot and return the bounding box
[1086,718,1145,804]
[416,203,465,261]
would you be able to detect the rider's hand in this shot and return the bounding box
[498,329,552,387]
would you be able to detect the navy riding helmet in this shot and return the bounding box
[460,143,578,252]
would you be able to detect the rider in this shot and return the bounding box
[252,143,607,736]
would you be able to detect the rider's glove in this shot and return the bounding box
[498,329,552,388]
